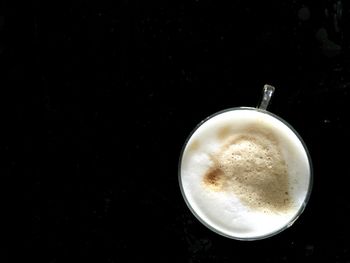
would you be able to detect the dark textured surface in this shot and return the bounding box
[2,0,350,262]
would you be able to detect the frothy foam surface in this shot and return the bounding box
[180,109,311,239]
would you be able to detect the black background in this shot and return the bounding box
[2,0,350,262]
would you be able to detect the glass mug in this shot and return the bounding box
[178,85,313,240]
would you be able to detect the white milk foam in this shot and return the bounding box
[180,109,311,239]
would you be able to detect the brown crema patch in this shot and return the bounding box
[203,167,225,191]
[203,125,293,213]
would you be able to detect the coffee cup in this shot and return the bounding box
[178,85,313,240]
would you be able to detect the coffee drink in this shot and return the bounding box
[179,108,311,240]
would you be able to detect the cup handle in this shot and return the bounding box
[258,84,275,110]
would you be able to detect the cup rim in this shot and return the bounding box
[178,106,313,241]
